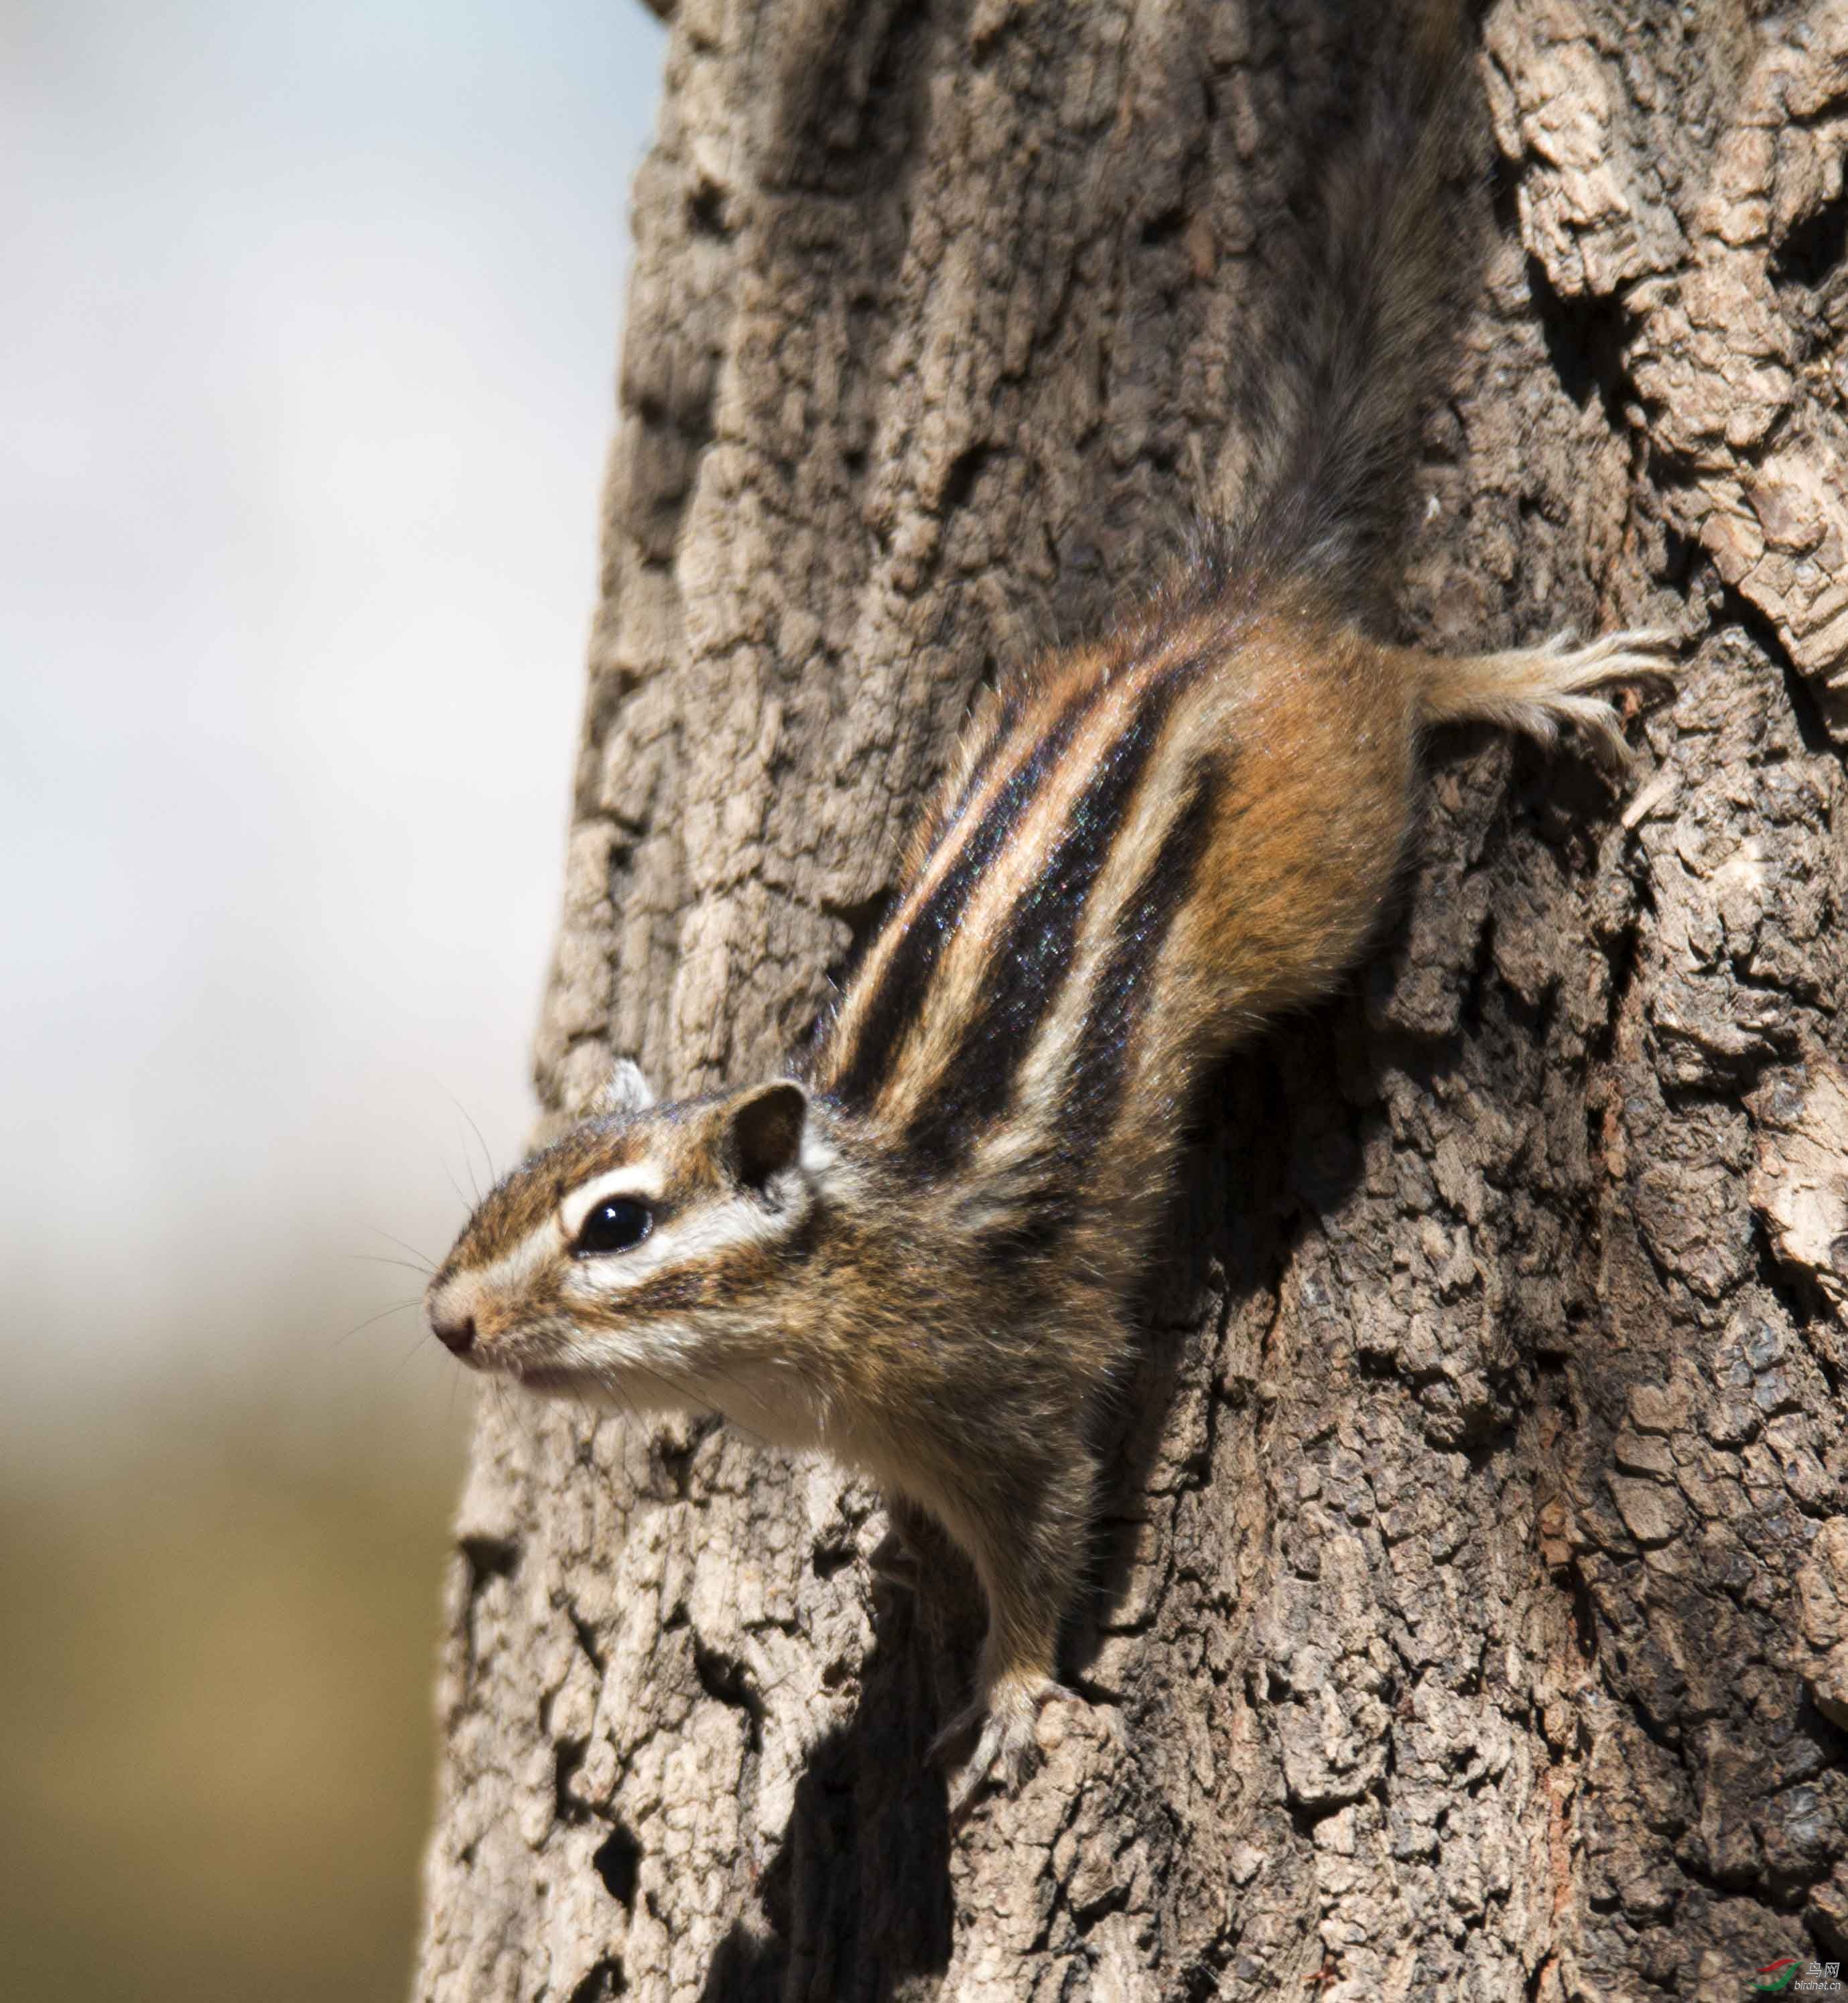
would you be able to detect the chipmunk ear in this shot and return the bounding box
[582,1056,656,1120]
[724,1081,807,1192]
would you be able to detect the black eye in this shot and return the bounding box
[573,1196,653,1255]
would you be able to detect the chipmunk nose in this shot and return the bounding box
[431,1310,476,1357]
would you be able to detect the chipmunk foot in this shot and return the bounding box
[931,1672,1081,1821]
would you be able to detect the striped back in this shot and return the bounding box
[808,604,1234,1238]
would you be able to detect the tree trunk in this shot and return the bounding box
[412,3,1848,1997]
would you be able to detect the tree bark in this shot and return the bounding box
[412,3,1848,1998]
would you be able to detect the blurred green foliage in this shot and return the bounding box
[0,1411,462,2002]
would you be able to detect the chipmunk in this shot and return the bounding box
[425,1,1672,1814]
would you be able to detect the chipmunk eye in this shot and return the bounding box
[573,1196,653,1255]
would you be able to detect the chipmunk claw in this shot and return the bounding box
[931,1675,1081,1821]
[867,1528,921,1593]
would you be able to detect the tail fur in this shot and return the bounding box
[1224,0,1483,619]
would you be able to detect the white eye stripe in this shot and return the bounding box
[560,1164,667,1239]
[564,1189,805,1299]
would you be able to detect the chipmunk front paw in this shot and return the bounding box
[931,1673,1081,1820]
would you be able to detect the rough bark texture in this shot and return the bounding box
[413,3,1848,1998]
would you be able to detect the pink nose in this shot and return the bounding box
[432,1312,476,1357]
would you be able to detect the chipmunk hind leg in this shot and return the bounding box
[1410,626,1678,766]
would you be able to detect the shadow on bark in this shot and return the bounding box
[699,1587,955,2002]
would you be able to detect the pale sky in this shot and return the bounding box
[1,0,667,1458]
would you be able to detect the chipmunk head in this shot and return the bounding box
[425,1062,828,1409]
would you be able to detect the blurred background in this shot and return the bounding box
[1,1,665,1994]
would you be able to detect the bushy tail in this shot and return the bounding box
[1225,0,1484,620]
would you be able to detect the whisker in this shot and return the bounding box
[334,1298,423,1349]
[367,1227,438,1274]
[348,1253,437,1277]
[389,1327,432,1381]
[446,1093,499,1202]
